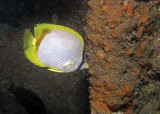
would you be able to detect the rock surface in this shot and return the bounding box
[84,0,160,113]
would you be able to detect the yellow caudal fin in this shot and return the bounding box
[23,29,36,50]
[23,29,46,67]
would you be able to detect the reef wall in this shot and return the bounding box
[84,0,160,113]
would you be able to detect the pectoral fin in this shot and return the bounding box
[80,62,89,70]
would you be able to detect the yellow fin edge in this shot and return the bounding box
[23,29,46,67]
[48,68,64,73]
[34,23,84,46]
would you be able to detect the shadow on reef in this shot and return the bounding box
[0,84,47,114]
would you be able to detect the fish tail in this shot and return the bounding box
[23,29,36,50]
[23,29,46,67]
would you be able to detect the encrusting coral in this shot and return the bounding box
[84,0,160,113]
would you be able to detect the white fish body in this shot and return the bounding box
[23,23,88,73]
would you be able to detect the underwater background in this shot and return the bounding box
[0,0,160,114]
[0,0,90,114]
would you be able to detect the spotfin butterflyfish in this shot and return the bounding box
[23,23,89,73]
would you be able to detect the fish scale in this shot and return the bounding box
[38,30,83,72]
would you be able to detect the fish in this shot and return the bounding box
[23,23,89,73]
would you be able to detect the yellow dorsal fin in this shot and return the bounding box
[34,24,57,38]
[34,23,84,46]
[23,29,46,67]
